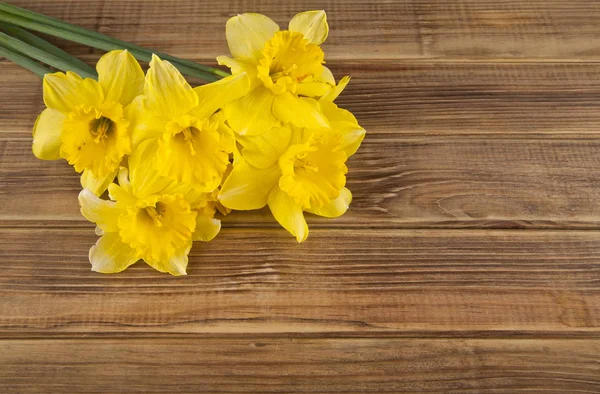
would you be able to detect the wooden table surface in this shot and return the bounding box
[1,0,600,392]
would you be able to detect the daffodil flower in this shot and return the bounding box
[218,103,365,242]
[217,10,350,136]
[32,50,144,195]
[78,140,222,275]
[129,55,249,192]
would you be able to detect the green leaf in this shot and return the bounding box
[0,43,53,78]
[0,22,96,75]
[0,3,231,82]
[0,31,97,79]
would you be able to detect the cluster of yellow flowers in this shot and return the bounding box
[31,11,365,275]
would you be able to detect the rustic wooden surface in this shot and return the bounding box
[1,0,600,392]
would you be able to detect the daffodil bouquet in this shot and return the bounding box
[0,4,365,275]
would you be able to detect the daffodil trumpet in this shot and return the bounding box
[217,10,350,136]
[78,140,222,276]
[219,100,365,242]
[129,54,250,192]
[33,50,143,195]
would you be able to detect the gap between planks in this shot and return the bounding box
[3,332,600,340]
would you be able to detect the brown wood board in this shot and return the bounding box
[1,0,599,391]
[1,338,599,393]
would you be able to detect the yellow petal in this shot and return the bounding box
[321,76,350,102]
[191,72,250,120]
[32,108,65,160]
[340,127,366,158]
[219,159,279,210]
[214,112,236,153]
[129,139,173,198]
[78,188,121,232]
[320,100,357,124]
[108,183,137,206]
[272,92,328,129]
[145,54,198,119]
[117,166,131,189]
[89,232,139,274]
[193,215,221,242]
[306,187,352,217]
[97,50,144,106]
[238,126,291,169]
[217,56,254,74]
[217,56,260,88]
[106,167,135,204]
[127,95,165,148]
[268,186,309,242]
[43,72,103,114]
[226,13,279,60]
[320,101,365,157]
[224,85,279,136]
[296,81,333,97]
[145,243,191,276]
[81,167,118,196]
[319,66,336,85]
[289,10,329,45]
[217,57,262,91]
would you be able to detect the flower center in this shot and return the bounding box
[294,151,320,174]
[174,126,199,155]
[118,195,197,264]
[89,116,115,143]
[159,117,230,191]
[257,31,324,94]
[278,134,348,209]
[61,105,130,177]
[140,202,167,227]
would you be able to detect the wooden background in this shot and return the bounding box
[1,0,600,392]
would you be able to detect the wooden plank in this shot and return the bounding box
[1,228,599,337]
[5,0,600,61]
[2,138,600,228]
[3,62,600,138]
[1,338,599,393]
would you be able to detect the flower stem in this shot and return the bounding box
[0,43,53,78]
[0,3,231,81]
[0,31,97,79]
[0,22,96,76]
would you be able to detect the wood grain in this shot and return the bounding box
[1,0,600,391]
[1,338,599,393]
[3,61,600,138]
[5,0,600,61]
[2,138,600,229]
[1,228,599,337]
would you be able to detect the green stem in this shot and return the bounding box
[0,43,53,78]
[0,31,97,78]
[0,3,230,81]
[0,21,96,75]
[0,11,220,82]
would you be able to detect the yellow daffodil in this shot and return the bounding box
[129,55,249,192]
[32,50,144,195]
[217,10,350,136]
[218,103,365,242]
[78,140,222,275]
